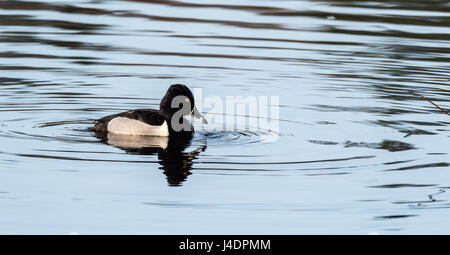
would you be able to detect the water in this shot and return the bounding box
[0,0,449,234]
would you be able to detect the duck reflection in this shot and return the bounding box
[98,132,206,186]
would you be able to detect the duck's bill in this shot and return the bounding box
[191,107,208,124]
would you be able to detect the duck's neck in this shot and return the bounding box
[159,110,194,135]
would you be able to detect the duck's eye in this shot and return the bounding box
[185,98,190,103]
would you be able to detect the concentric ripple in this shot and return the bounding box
[0,0,448,234]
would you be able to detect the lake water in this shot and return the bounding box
[0,0,449,234]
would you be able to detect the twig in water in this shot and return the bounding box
[416,93,450,117]
[428,189,445,202]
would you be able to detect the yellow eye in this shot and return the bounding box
[185,98,190,103]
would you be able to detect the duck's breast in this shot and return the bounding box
[107,117,169,136]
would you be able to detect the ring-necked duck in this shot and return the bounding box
[91,84,207,137]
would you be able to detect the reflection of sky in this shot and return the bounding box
[0,0,449,234]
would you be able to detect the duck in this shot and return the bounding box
[90,84,207,137]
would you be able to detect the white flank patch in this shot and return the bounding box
[107,133,169,149]
[108,117,169,136]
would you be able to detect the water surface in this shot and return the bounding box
[0,0,449,234]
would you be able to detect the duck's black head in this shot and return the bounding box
[159,84,207,125]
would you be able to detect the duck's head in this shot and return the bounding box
[160,84,207,124]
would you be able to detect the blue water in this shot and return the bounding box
[0,0,449,234]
